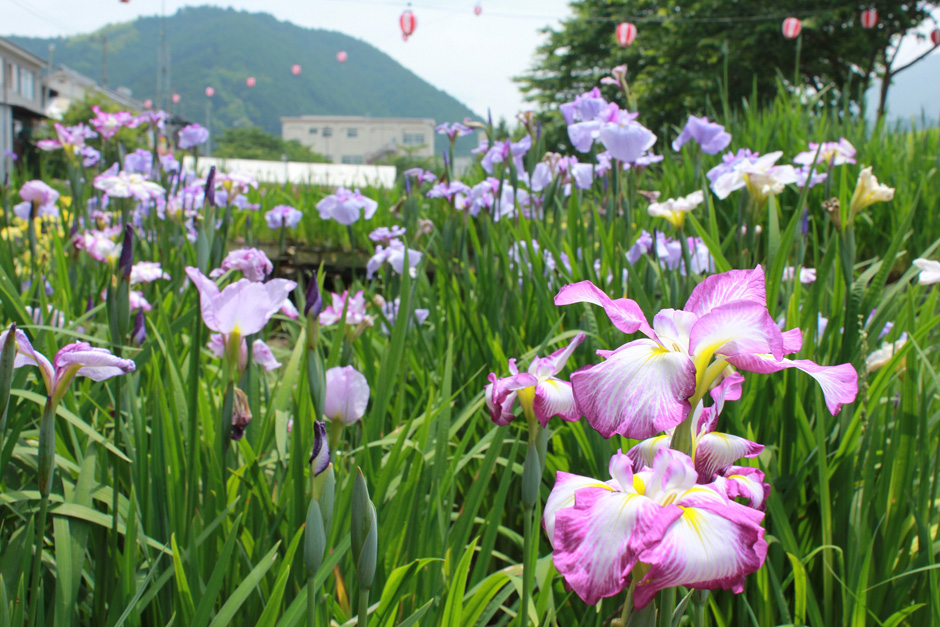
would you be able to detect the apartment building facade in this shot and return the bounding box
[281,115,435,164]
[0,37,47,182]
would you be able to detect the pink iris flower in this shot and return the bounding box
[209,247,273,282]
[0,329,135,404]
[324,365,370,424]
[485,332,585,427]
[555,266,857,439]
[207,334,281,371]
[318,290,374,328]
[543,448,767,608]
[185,267,296,354]
[90,105,139,140]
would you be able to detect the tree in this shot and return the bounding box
[213,126,330,163]
[516,0,937,132]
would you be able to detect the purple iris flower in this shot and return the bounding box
[436,122,473,140]
[265,205,303,229]
[178,124,210,150]
[316,187,379,225]
[427,181,471,200]
[210,247,273,282]
[597,104,657,163]
[672,115,732,155]
[80,146,101,167]
[369,226,407,243]
[90,105,139,140]
[160,153,180,173]
[403,168,437,185]
[481,136,531,174]
[124,149,154,176]
[15,180,60,220]
[795,165,828,190]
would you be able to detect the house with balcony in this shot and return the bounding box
[1,37,47,183]
[281,115,436,165]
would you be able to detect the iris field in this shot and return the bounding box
[1,79,939,627]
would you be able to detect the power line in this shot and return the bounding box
[4,0,72,34]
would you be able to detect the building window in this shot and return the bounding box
[308,127,318,134]
[403,132,425,145]
[19,69,34,100]
[341,155,364,164]
[322,127,333,137]
[347,128,358,138]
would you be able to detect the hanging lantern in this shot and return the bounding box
[143,99,152,109]
[615,22,637,47]
[400,9,417,40]
[205,86,215,97]
[932,29,940,46]
[474,4,482,16]
[861,9,878,29]
[337,51,348,62]
[120,0,130,3]
[246,76,256,87]
[292,64,302,75]
[782,17,802,40]
[171,93,180,104]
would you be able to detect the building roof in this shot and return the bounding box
[0,37,48,68]
[48,64,146,110]
[281,114,436,125]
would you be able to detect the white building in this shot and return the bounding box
[0,37,47,182]
[45,64,145,120]
[281,115,435,164]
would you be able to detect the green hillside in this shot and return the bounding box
[7,5,481,155]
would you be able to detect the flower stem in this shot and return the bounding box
[357,587,369,627]
[619,579,637,625]
[27,494,49,626]
[657,587,676,627]
[519,503,534,627]
[306,576,317,627]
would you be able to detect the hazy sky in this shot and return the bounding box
[2,0,573,121]
[3,0,939,122]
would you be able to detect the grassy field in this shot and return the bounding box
[1,86,939,626]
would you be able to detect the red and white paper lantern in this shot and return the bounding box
[932,29,940,47]
[474,4,482,16]
[144,98,152,108]
[615,22,637,47]
[861,9,878,29]
[205,86,215,97]
[400,9,416,41]
[171,93,180,104]
[782,17,802,40]
[292,64,302,75]
[337,50,347,62]
[246,76,256,87]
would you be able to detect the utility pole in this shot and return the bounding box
[101,35,108,88]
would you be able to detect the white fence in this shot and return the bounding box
[181,156,397,188]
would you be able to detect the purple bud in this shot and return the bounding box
[305,273,323,318]
[403,173,412,195]
[119,224,134,279]
[801,208,809,237]
[204,165,216,208]
[443,151,450,167]
[309,420,329,475]
[536,119,542,141]
[131,310,146,346]
[231,387,252,441]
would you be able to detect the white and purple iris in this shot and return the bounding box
[555,266,858,439]
[543,447,767,608]
[316,187,378,225]
[485,332,585,427]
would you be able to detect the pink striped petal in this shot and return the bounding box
[555,281,654,338]
[626,434,672,471]
[694,372,746,435]
[485,372,537,426]
[684,266,767,317]
[633,486,767,608]
[553,485,680,606]
[1,329,54,392]
[694,432,763,480]
[726,354,858,415]
[543,471,610,546]
[529,332,585,379]
[533,378,579,426]
[689,301,784,362]
[571,339,696,439]
[713,466,771,510]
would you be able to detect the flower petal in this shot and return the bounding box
[684,266,767,318]
[533,378,579,426]
[543,471,609,546]
[572,339,696,439]
[553,485,679,606]
[689,301,784,364]
[694,432,763,481]
[713,466,771,510]
[529,332,585,379]
[725,354,858,415]
[626,434,672,471]
[555,281,654,338]
[633,486,767,608]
